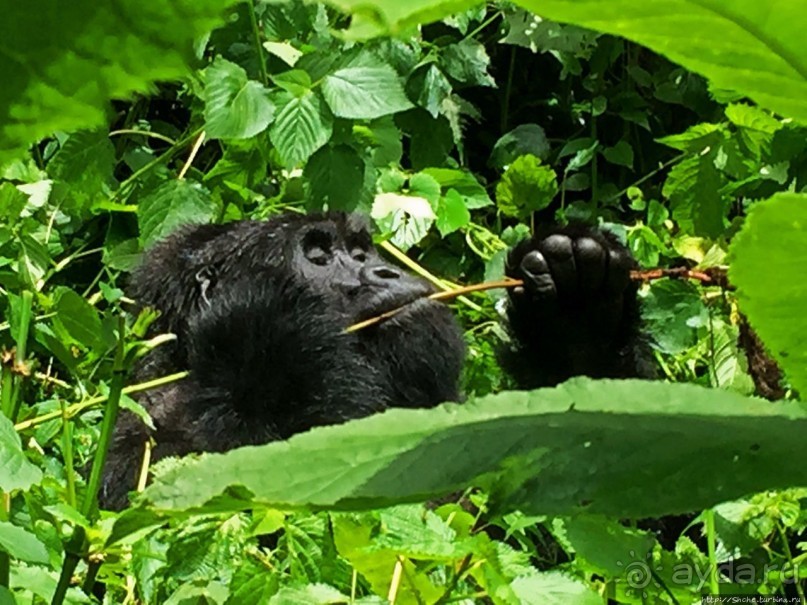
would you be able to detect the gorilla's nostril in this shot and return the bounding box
[373,267,400,280]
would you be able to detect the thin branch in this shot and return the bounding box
[177,131,206,180]
[346,266,722,333]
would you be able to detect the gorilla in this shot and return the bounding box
[101,212,650,509]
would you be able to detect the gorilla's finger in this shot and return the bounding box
[573,237,606,291]
[606,247,632,293]
[540,234,576,293]
[519,250,557,299]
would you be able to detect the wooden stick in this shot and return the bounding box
[345,267,718,333]
[345,279,523,333]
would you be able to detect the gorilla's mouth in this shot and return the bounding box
[355,288,436,323]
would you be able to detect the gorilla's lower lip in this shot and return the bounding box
[357,293,435,322]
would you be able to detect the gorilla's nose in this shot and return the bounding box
[361,265,401,286]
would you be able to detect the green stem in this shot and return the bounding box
[778,523,807,604]
[52,317,128,605]
[500,47,516,134]
[703,509,720,595]
[82,316,127,519]
[247,0,269,86]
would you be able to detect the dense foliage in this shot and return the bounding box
[2,0,807,603]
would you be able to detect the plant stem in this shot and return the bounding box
[51,317,128,605]
[248,0,269,85]
[704,509,720,595]
[15,371,188,432]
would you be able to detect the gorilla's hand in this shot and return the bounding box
[504,225,639,384]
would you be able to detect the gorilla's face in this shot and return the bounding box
[289,216,435,322]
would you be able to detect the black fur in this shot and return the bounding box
[100,212,648,509]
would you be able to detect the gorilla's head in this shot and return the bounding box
[128,212,466,437]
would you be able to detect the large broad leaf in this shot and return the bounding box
[0,0,235,163]
[325,0,480,38]
[137,180,218,247]
[321,55,413,120]
[133,378,807,519]
[729,192,807,395]
[203,58,275,140]
[512,0,807,124]
[269,90,333,167]
[0,522,49,565]
[0,415,42,492]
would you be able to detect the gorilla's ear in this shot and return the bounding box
[129,223,232,332]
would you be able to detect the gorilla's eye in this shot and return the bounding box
[306,245,330,265]
[351,248,367,263]
[303,230,333,265]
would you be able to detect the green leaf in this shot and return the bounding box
[514,0,807,124]
[52,288,106,352]
[510,571,601,605]
[137,180,218,248]
[662,153,725,237]
[435,188,471,237]
[495,155,558,219]
[0,415,42,492]
[560,515,654,576]
[371,192,435,251]
[203,58,275,140]
[642,280,707,354]
[602,139,634,168]
[321,55,413,120]
[729,192,807,395]
[48,130,116,213]
[489,124,550,170]
[18,234,50,290]
[304,145,366,212]
[421,168,492,209]
[135,378,807,519]
[269,90,333,167]
[439,39,495,87]
[325,0,480,38]
[268,584,350,605]
[0,522,49,564]
[0,0,235,163]
[708,321,755,395]
[406,64,452,118]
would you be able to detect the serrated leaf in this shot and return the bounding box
[406,63,452,118]
[52,288,106,351]
[408,172,441,207]
[133,378,807,519]
[0,415,42,492]
[371,192,434,250]
[0,0,236,163]
[321,55,413,120]
[421,168,492,208]
[204,58,275,139]
[495,154,558,219]
[137,180,218,248]
[304,145,366,212]
[511,571,601,605]
[439,39,495,88]
[435,188,470,236]
[48,130,116,212]
[0,522,49,564]
[662,153,725,237]
[729,192,807,395]
[269,90,333,167]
